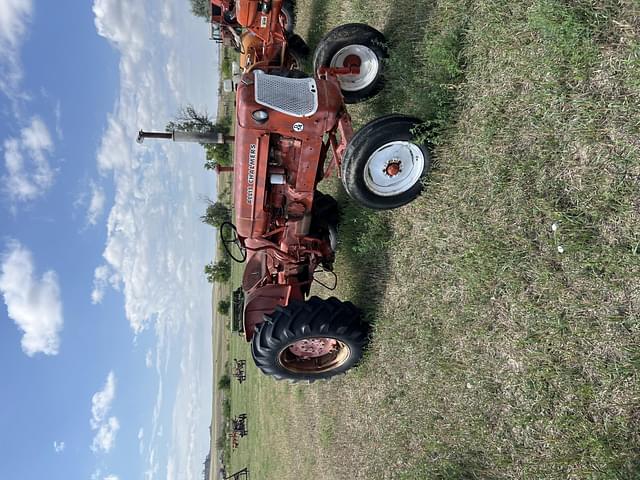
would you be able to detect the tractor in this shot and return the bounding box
[210,0,306,72]
[220,23,431,382]
[138,22,430,382]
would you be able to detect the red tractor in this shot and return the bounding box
[210,0,304,71]
[138,22,429,382]
[220,23,431,382]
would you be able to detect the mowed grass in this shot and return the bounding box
[221,0,640,478]
[224,262,324,478]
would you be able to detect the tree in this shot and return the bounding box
[201,200,231,227]
[217,299,231,316]
[166,105,218,134]
[218,373,231,390]
[204,259,231,283]
[204,143,232,168]
[167,105,232,169]
[190,0,210,19]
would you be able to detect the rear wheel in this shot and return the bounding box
[285,33,310,71]
[312,191,340,229]
[313,23,388,103]
[342,115,430,209]
[251,297,368,382]
[280,1,295,34]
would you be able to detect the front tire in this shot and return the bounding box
[251,297,368,382]
[313,23,388,104]
[342,115,431,209]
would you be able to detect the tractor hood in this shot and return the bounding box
[233,69,344,241]
[233,128,270,239]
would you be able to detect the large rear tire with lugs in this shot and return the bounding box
[251,297,368,382]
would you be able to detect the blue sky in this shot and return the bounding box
[0,1,219,479]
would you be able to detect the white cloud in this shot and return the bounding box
[93,0,145,60]
[21,116,53,160]
[91,1,218,478]
[2,116,55,203]
[90,371,119,453]
[145,349,153,368]
[91,264,120,304]
[138,427,145,454]
[53,440,65,453]
[91,265,109,304]
[91,416,120,453]
[0,240,63,356]
[0,0,32,98]
[87,182,106,226]
[91,371,116,428]
[91,470,118,480]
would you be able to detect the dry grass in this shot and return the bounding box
[220,0,640,478]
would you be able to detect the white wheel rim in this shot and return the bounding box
[329,44,379,92]
[363,141,425,197]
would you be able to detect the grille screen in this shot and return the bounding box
[254,70,318,118]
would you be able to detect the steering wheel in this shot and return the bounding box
[220,222,247,263]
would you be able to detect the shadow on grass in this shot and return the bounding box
[301,0,330,50]
[370,0,469,143]
[330,0,471,323]
[333,187,392,321]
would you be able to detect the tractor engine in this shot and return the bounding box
[233,69,344,338]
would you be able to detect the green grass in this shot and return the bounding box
[219,0,640,478]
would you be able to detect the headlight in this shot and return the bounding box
[252,110,269,123]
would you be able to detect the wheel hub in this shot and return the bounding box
[278,336,352,374]
[329,45,379,92]
[288,338,338,358]
[364,141,426,197]
[342,54,362,69]
[384,160,402,177]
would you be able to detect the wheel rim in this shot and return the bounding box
[363,141,425,197]
[278,337,351,373]
[329,44,379,92]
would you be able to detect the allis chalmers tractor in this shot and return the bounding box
[221,23,431,382]
[138,23,430,382]
[210,0,305,71]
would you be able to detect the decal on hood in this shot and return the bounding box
[246,143,257,205]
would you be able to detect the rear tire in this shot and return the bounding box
[251,297,368,382]
[285,35,310,72]
[342,115,430,209]
[281,1,295,34]
[313,23,388,103]
[312,191,340,228]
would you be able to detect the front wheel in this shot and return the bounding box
[251,297,368,382]
[313,23,388,104]
[342,115,431,209]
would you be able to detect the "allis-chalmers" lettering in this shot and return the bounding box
[246,143,257,204]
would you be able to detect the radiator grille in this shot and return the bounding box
[254,70,318,118]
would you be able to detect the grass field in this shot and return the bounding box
[219,0,640,478]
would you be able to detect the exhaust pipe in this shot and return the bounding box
[136,129,235,145]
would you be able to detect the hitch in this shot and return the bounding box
[317,65,361,78]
